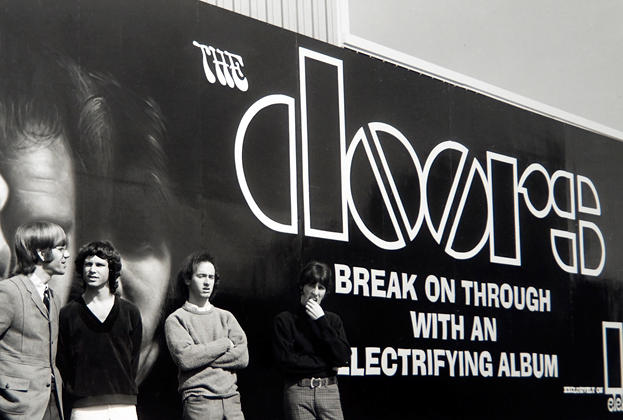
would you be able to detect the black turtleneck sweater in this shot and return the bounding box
[272,306,350,381]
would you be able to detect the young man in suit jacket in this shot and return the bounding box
[0,221,70,420]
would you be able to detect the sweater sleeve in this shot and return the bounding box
[212,312,249,369]
[272,313,329,374]
[130,306,143,381]
[164,313,230,371]
[56,305,78,395]
[56,309,67,367]
[310,314,351,367]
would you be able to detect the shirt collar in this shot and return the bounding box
[184,301,213,313]
[28,272,48,301]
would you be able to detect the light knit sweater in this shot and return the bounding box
[164,303,249,399]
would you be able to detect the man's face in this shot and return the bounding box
[121,247,171,382]
[83,254,110,290]
[103,179,172,382]
[43,244,70,277]
[300,281,327,306]
[0,134,76,299]
[0,133,171,382]
[186,261,216,302]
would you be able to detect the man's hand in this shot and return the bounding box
[305,299,325,320]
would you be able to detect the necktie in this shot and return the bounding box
[43,288,50,313]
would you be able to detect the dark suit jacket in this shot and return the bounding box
[0,274,63,419]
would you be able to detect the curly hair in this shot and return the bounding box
[75,241,122,293]
[176,250,220,302]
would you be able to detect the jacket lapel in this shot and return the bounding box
[19,275,50,320]
[48,287,59,317]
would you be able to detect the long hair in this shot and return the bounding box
[12,221,66,275]
[297,261,332,296]
[74,241,122,293]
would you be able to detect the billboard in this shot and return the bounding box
[1,0,622,418]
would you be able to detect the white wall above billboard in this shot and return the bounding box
[343,0,623,141]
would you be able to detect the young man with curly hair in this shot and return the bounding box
[57,241,142,420]
[165,251,249,420]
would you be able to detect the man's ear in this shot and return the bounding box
[0,173,8,211]
[0,173,10,277]
[36,249,52,263]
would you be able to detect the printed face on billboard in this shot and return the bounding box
[0,133,76,289]
[0,40,173,381]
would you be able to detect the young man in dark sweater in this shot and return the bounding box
[57,241,142,420]
[273,261,351,420]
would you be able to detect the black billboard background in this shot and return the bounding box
[2,0,623,418]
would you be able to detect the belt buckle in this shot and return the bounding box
[310,377,322,389]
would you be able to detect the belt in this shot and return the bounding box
[297,376,337,388]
